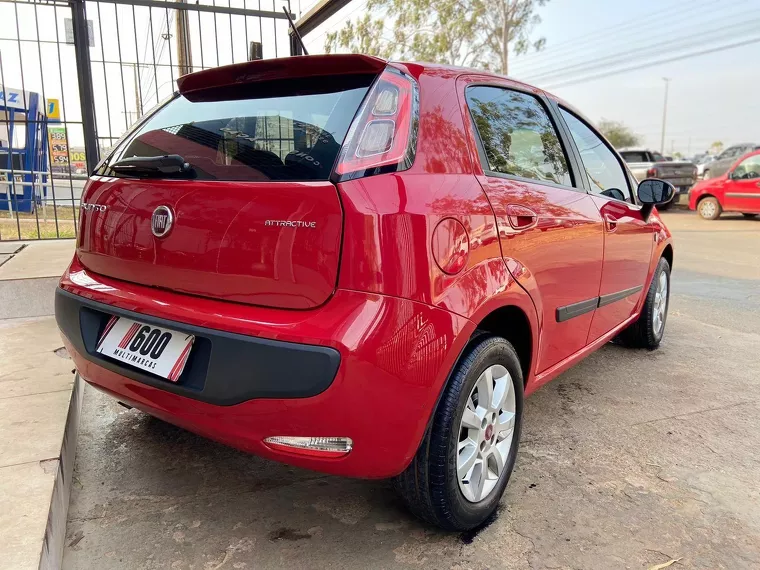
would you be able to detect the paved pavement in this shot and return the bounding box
[0,241,75,319]
[63,210,760,570]
[0,239,79,570]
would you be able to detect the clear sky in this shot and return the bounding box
[509,0,760,155]
[303,0,760,156]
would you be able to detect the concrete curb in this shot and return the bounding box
[39,374,83,570]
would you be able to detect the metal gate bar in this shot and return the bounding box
[0,0,291,241]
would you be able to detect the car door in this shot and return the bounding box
[461,79,604,373]
[723,152,760,213]
[557,107,654,343]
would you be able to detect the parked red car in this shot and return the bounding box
[56,55,674,531]
[689,149,760,219]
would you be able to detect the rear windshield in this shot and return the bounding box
[620,151,649,163]
[97,75,374,181]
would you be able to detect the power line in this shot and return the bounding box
[512,0,722,68]
[540,36,760,90]
[513,0,751,76]
[520,16,760,84]
[143,12,173,102]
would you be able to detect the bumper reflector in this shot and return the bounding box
[264,436,353,458]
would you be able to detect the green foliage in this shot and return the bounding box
[710,141,724,154]
[478,0,548,74]
[324,0,547,74]
[597,119,641,149]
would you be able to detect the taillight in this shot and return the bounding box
[647,167,658,178]
[334,66,419,180]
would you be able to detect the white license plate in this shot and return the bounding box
[96,316,195,382]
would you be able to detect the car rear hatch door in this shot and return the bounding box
[78,55,385,309]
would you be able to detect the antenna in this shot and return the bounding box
[282,7,309,56]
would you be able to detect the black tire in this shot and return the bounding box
[697,196,722,220]
[618,257,670,349]
[393,335,524,531]
[702,169,710,180]
[742,213,758,219]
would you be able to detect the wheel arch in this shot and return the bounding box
[661,243,674,270]
[417,299,536,454]
[472,305,533,386]
[696,192,718,206]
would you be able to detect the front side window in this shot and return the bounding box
[732,155,760,179]
[98,75,374,181]
[560,108,631,202]
[466,86,572,187]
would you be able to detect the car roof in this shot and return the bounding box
[394,59,544,92]
[178,55,596,127]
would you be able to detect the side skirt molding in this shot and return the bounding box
[597,285,643,308]
[556,285,644,323]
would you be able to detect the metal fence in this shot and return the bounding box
[0,0,293,241]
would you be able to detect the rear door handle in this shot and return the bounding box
[506,204,538,230]
[604,213,618,232]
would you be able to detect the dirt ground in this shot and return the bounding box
[63,210,760,570]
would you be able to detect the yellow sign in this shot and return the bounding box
[47,98,61,121]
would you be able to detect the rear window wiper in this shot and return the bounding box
[110,154,195,178]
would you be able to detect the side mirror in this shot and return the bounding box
[638,178,675,219]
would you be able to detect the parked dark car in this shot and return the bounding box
[56,54,675,531]
[619,148,696,209]
[704,143,759,179]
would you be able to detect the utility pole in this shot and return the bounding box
[660,77,670,154]
[176,0,193,76]
[120,63,144,125]
[133,64,142,117]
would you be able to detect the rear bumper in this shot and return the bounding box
[662,179,695,195]
[56,288,341,405]
[57,257,472,478]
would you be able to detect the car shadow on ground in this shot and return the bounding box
[72,340,631,543]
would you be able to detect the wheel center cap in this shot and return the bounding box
[485,424,494,440]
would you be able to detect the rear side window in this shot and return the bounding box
[466,86,572,187]
[99,75,374,181]
[620,151,648,163]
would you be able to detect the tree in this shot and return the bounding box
[597,119,641,149]
[710,141,724,154]
[324,0,547,74]
[479,0,547,74]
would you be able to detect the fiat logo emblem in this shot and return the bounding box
[151,205,173,238]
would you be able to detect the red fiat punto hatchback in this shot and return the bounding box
[56,54,674,531]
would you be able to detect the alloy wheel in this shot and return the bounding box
[653,271,668,335]
[457,364,516,503]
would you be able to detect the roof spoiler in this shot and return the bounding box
[176,54,387,98]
